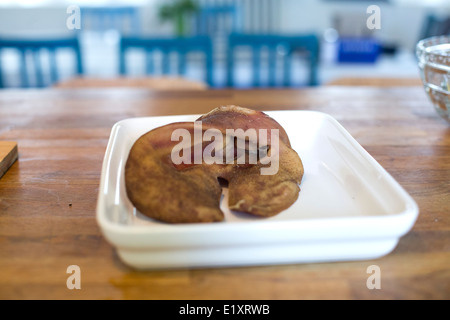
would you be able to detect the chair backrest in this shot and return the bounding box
[80,6,141,35]
[198,0,277,33]
[119,36,214,87]
[0,37,83,88]
[195,5,241,36]
[227,33,320,88]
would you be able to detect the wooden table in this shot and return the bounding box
[0,87,449,300]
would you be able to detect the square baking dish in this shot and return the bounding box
[96,111,419,269]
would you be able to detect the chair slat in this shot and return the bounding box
[33,50,44,88]
[282,48,291,87]
[162,50,170,75]
[146,50,154,75]
[252,46,261,87]
[178,51,187,75]
[0,53,3,88]
[19,50,29,88]
[49,48,58,84]
[268,47,277,87]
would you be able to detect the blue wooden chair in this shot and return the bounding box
[80,6,141,35]
[0,37,83,88]
[226,33,320,88]
[119,36,214,87]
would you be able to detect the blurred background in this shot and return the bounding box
[0,0,449,89]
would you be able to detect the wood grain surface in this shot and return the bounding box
[326,77,423,87]
[0,86,449,300]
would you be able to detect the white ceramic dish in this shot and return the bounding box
[96,111,419,270]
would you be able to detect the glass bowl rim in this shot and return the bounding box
[417,35,450,57]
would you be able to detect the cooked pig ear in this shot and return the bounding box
[125,122,225,224]
[125,106,303,224]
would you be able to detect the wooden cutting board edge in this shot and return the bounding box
[0,141,18,179]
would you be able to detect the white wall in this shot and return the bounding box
[0,6,71,37]
[278,0,448,51]
[0,0,446,49]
